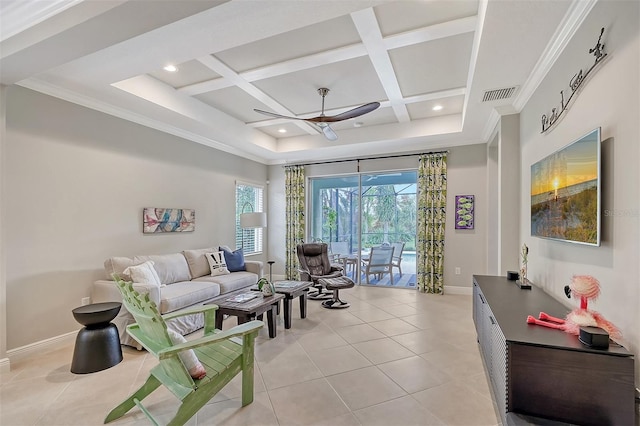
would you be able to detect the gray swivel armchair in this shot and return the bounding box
[297,243,354,308]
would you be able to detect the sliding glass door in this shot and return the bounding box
[309,170,417,287]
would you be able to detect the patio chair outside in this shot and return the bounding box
[330,241,357,276]
[362,245,395,285]
[391,242,406,277]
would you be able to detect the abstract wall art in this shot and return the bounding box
[455,195,474,229]
[143,208,195,233]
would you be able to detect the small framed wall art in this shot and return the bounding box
[143,208,195,233]
[455,195,474,229]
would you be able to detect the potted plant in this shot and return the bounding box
[257,277,276,296]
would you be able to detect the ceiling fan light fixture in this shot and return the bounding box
[253,88,379,141]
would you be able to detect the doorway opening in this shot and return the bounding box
[309,170,417,288]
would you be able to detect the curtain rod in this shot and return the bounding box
[285,150,449,167]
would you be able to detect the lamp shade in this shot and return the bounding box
[240,212,267,228]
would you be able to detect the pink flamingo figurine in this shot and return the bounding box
[526,275,621,340]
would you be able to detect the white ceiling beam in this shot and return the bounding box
[351,8,410,123]
[180,43,368,96]
[241,43,369,83]
[180,17,472,97]
[384,16,477,51]
[461,0,487,125]
[403,87,466,104]
[196,54,319,135]
[179,77,229,96]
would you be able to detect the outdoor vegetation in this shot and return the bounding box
[315,183,417,252]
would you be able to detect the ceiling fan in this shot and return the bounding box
[253,88,380,141]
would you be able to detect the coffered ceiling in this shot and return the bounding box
[1,0,588,164]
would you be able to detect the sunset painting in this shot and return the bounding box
[530,128,600,245]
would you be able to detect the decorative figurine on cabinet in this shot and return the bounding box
[526,274,621,340]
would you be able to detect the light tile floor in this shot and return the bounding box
[0,285,500,426]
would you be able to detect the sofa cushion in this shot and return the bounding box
[159,281,220,314]
[220,247,246,272]
[123,260,161,287]
[194,271,257,294]
[182,248,215,279]
[134,253,191,285]
[205,251,230,276]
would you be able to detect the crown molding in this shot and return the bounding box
[17,78,270,164]
[481,108,501,143]
[512,0,598,112]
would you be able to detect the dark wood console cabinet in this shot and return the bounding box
[473,275,635,425]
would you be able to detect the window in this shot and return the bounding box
[236,182,264,255]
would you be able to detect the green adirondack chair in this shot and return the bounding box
[105,278,263,426]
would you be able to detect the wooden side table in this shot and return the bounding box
[272,281,313,329]
[213,292,284,338]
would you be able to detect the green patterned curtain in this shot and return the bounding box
[416,153,447,294]
[285,165,305,280]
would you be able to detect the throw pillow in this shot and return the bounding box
[220,247,246,272]
[205,251,230,276]
[122,260,162,287]
[167,329,206,380]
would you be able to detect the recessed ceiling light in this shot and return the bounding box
[354,121,364,128]
[432,105,443,111]
[278,128,287,133]
[163,65,178,72]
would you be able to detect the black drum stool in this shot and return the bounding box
[71,302,123,374]
[317,276,355,309]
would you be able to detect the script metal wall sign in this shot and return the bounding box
[541,28,607,134]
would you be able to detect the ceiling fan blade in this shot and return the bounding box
[253,109,301,121]
[319,123,338,141]
[307,102,380,123]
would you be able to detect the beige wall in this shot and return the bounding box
[519,1,639,383]
[4,86,268,350]
[268,144,488,290]
[444,144,488,287]
[497,114,521,274]
[0,85,7,367]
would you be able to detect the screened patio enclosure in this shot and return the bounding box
[309,171,417,287]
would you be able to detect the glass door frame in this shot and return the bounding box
[308,169,417,286]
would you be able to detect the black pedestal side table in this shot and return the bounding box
[71,302,123,374]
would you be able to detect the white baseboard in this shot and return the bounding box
[0,357,10,373]
[444,285,473,295]
[7,331,77,364]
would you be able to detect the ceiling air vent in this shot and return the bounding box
[482,86,518,102]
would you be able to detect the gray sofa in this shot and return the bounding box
[92,247,262,347]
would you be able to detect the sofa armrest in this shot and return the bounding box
[92,280,161,306]
[244,260,263,277]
